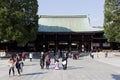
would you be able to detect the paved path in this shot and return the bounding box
[95,57,120,67]
[0,57,120,80]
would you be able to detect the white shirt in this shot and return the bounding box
[29,53,33,58]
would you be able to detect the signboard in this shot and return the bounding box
[103,43,110,47]
[93,43,100,47]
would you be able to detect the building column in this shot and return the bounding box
[68,41,71,52]
[69,34,71,51]
[55,33,58,52]
[100,42,103,50]
[79,41,82,52]
[91,42,93,51]
[91,35,94,51]
[43,34,45,51]
[55,42,58,53]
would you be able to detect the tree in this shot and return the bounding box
[104,0,120,42]
[0,0,39,45]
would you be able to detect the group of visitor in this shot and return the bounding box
[39,51,69,70]
[8,52,25,76]
[8,51,69,76]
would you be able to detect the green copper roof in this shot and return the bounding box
[38,15,103,32]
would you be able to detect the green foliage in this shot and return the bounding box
[104,0,120,43]
[0,0,39,44]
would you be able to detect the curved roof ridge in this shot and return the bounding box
[40,15,87,18]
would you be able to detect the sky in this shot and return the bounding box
[37,0,104,27]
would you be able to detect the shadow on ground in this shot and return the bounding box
[25,64,37,66]
[22,72,47,76]
[67,66,84,70]
[49,66,83,70]
[112,74,120,80]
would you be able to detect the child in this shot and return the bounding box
[54,60,59,70]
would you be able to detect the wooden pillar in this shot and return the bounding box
[43,34,45,51]
[55,42,58,53]
[79,41,82,52]
[68,42,71,51]
[91,35,93,51]
[82,35,84,52]
[91,42,93,51]
[69,34,71,51]
[100,42,103,50]
[55,33,58,52]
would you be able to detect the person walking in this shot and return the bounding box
[8,56,15,76]
[62,52,69,70]
[15,54,21,76]
[22,52,25,61]
[53,51,56,63]
[45,52,51,69]
[62,58,67,70]
[91,52,94,59]
[40,52,45,69]
[105,51,108,58]
[29,52,33,62]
